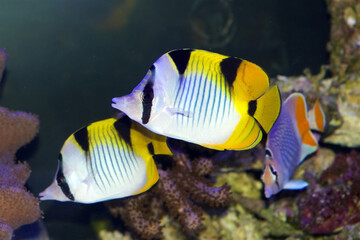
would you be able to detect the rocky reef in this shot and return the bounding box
[298,150,360,235]
[0,106,41,240]
[105,146,232,240]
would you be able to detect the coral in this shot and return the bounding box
[297,150,360,234]
[326,0,360,77]
[106,151,232,239]
[0,106,41,240]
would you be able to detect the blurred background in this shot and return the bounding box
[0,0,329,239]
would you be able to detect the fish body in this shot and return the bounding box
[112,49,281,151]
[261,93,319,198]
[40,115,172,203]
[308,99,326,142]
[0,49,7,82]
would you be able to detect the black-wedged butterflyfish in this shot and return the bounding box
[261,93,325,198]
[112,49,281,151]
[39,114,172,203]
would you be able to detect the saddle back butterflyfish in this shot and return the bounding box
[112,49,281,151]
[261,93,323,198]
[39,115,172,204]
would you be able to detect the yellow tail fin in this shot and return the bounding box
[252,85,281,133]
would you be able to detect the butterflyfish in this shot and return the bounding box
[261,93,323,198]
[39,115,172,204]
[112,49,281,151]
[308,98,326,141]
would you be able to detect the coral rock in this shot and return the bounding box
[106,152,232,239]
[0,107,39,157]
[0,106,41,239]
[297,151,360,234]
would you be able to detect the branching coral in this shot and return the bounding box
[297,150,360,234]
[106,151,231,239]
[0,106,41,240]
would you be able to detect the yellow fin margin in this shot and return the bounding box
[130,121,171,195]
[253,85,281,133]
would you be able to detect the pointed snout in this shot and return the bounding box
[39,181,69,202]
[111,94,142,120]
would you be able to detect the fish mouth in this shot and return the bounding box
[111,97,121,109]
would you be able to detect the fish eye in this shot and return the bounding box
[265,148,272,158]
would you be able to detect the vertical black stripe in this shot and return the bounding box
[114,117,132,147]
[141,81,154,124]
[74,126,89,153]
[248,100,257,117]
[220,57,243,88]
[56,153,75,201]
[168,49,193,75]
[147,142,154,155]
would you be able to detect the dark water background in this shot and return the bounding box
[0,0,329,239]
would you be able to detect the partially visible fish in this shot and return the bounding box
[0,49,7,82]
[40,115,172,204]
[308,99,326,141]
[261,93,323,198]
[112,49,281,151]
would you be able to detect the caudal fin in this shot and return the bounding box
[251,85,281,133]
[308,99,326,133]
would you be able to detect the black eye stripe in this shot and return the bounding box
[141,81,154,124]
[269,164,280,187]
[265,149,272,157]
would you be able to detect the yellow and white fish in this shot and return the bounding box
[261,93,325,198]
[39,115,172,204]
[112,49,281,151]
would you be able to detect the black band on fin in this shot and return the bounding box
[147,142,154,155]
[114,116,132,147]
[56,153,75,201]
[220,57,243,88]
[74,126,89,153]
[168,49,193,75]
[248,100,257,117]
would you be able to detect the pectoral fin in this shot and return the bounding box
[283,180,309,190]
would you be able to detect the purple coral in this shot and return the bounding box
[106,152,231,239]
[0,107,41,239]
[297,150,360,234]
